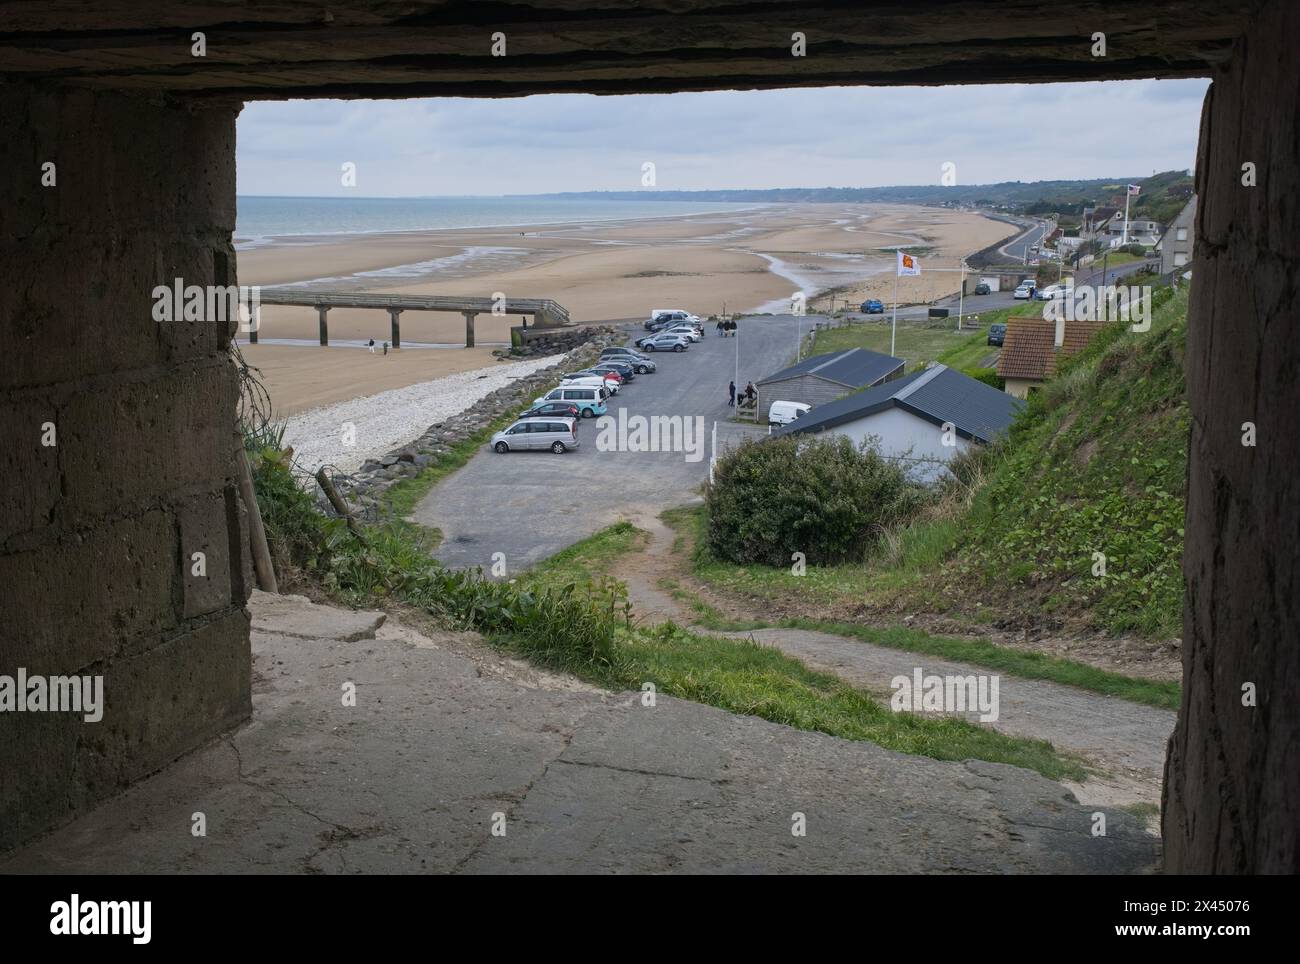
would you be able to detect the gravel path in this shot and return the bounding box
[282,355,564,474]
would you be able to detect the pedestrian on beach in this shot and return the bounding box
[383,341,389,355]
[368,338,375,354]
[728,381,736,407]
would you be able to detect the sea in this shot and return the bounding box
[235,195,760,247]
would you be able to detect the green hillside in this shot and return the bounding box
[955,286,1189,636]
[677,286,1189,644]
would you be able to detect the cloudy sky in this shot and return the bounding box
[237,79,1207,197]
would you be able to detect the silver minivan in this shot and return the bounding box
[491,417,579,454]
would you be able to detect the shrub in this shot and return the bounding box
[705,434,931,567]
[962,366,1004,390]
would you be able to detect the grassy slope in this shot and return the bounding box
[660,506,1179,710]
[519,522,1085,780]
[676,285,1190,643]
[959,287,1188,636]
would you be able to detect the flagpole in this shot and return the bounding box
[891,269,898,357]
[1122,187,1131,245]
[957,259,965,332]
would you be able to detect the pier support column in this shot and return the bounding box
[463,311,477,348]
[388,308,402,349]
[317,306,329,346]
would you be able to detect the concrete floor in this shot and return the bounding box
[1,592,1158,874]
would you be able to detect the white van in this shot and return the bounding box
[535,385,609,418]
[560,374,619,394]
[768,400,811,426]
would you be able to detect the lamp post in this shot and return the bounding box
[957,258,966,332]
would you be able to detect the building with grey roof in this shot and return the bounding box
[777,364,1024,481]
[755,347,905,422]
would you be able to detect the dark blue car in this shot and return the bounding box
[861,299,885,314]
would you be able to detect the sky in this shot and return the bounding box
[236,79,1208,197]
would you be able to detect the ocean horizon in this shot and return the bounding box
[235,195,763,246]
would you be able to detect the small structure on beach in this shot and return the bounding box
[253,289,571,348]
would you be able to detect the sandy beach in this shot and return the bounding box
[237,203,1013,412]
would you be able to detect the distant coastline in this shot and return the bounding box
[235,195,766,248]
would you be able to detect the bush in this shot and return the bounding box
[962,366,1004,390]
[706,434,931,567]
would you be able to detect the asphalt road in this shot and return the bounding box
[411,315,813,572]
[997,219,1050,261]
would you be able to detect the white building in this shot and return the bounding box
[778,364,1025,483]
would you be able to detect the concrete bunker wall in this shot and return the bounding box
[0,0,1295,871]
[0,84,252,850]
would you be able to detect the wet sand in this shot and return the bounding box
[236,203,1013,412]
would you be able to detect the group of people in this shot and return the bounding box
[715,319,738,337]
[366,338,389,355]
[727,380,755,408]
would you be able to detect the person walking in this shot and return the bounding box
[367,338,376,354]
[382,341,389,355]
[728,381,736,408]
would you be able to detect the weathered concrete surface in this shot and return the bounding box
[0,83,249,851]
[0,2,1248,97]
[729,627,1176,811]
[1164,0,1300,873]
[1,594,1157,874]
[249,591,386,641]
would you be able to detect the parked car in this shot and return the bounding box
[1036,283,1068,301]
[560,373,619,394]
[600,349,657,373]
[491,417,579,454]
[636,332,690,352]
[973,282,991,295]
[587,362,635,382]
[571,366,624,384]
[860,299,885,314]
[659,324,701,342]
[534,385,608,418]
[650,309,701,326]
[768,400,811,426]
[987,323,1007,346]
[1013,282,1036,300]
[519,401,580,420]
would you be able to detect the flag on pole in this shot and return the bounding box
[896,249,922,276]
[1127,184,1141,196]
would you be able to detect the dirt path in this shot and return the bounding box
[605,516,1176,817]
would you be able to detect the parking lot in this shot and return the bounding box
[409,314,813,571]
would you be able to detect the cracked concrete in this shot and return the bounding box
[0,593,1158,874]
